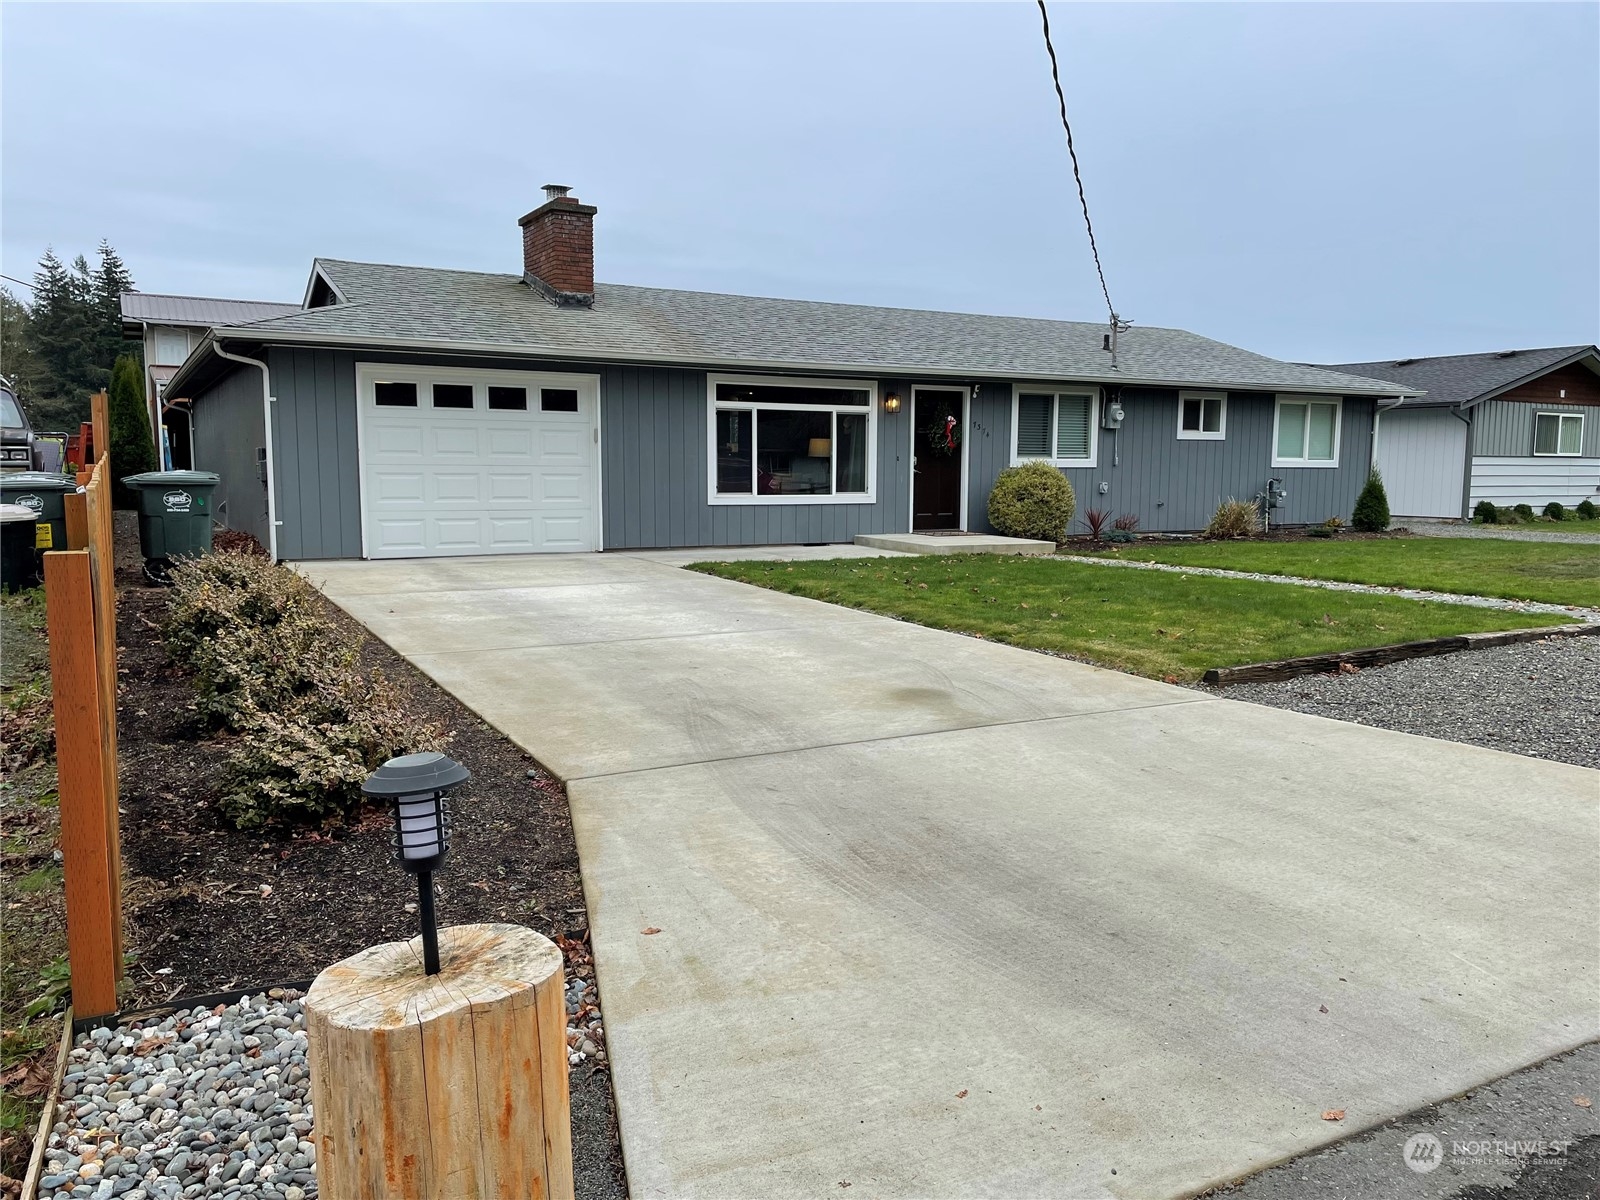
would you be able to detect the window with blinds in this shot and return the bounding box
[1014,390,1096,463]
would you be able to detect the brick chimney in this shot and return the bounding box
[519,184,597,307]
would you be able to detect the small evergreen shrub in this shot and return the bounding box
[1473,500,1499,524]
[1351,469,1391,532]
[986,461,1076,543]
[1543,501,1566,521]
[1514,503,1535,520]
[1203,499,1261,539]
[1102,529,1136,544]
[1306,526,1334,538]
[108,354,158,508]
[1576,499,1598,520]
[165,551,440,828]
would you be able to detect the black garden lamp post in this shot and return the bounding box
[362,751,471,975]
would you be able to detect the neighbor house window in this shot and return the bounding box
[708,375,875,503]
[153,327,190,364]
[1534,412,1583,456]
[1273,395,1341,466]
[1013,388,1098,466]
[1177,391,1226,440]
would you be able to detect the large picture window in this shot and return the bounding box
[1534,411,1584,457]
[708,376,875,503]
[1273,395,1342,467]
[1012,388,1098,466]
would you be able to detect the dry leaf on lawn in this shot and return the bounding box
[1575,1095,1592,1108]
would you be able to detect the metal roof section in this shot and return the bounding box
[119,292,301,329]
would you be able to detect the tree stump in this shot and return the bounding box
[305,923,572,1200]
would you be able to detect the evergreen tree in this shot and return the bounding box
[108,354,157,507]
[1351,468,1391,532]
[94,241,137,372]
[15,243,137,429]
[1,288,49,410]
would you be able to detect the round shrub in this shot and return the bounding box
[1473,500,1499,524]
[987,461,1075,543]
[1576,499,1598,520]
[1543,501,1566,521]
[1514,503,1535,520]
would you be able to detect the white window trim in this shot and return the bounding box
[1272,394,1343,468]
[706,373,878,506]
[1009,384,1101,468]
[1533,410,1584,457]
[1176,390,1227,441]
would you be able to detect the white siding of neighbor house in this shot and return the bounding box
[1469,456,1600,508]
[1374,407,1468,518]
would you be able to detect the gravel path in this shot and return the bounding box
[40,975,607,1200]
[1403,518,1600,544]
[1054,553,1600,623]
[1204,634,1600,770]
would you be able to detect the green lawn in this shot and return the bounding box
[1496,517,1600,536]
[692,555,1561,681]
[1080,537,1600,609]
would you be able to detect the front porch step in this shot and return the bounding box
[853,533,1056,556]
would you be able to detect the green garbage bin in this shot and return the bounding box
[0,470,78,555]
[0,503,42,592]
[121,470,221,561]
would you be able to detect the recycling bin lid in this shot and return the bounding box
[121,470,221,487]
[0,503,40,524]
[0,471,78,491]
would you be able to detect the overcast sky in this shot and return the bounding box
[3,2,1595,363]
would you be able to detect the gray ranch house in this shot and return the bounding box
[166,187,1417,560]
[1328,346,1600,519]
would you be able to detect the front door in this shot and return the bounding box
[912,388,964,531]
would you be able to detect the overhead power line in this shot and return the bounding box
[1035,0,1117,324]
[0,273,35,292]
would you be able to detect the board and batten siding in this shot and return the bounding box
[1374,406,1469,518]
[968,388,1376,534]
[190,364,269,548]
[1473,400,1600,458]
[267,348,363,560]
[599,366,915,549]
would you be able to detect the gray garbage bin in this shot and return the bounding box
[0,471,78,555]
[121,470,221,562]
[0,503,41,592]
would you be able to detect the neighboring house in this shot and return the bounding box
[120,292,300,468]
[1326,346,1600,518]
[164,186,1417,561]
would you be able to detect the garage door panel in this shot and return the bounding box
[432,473,482,503]
[361,368,599,558]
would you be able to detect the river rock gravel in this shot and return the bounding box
[1203,633,1600,769]
[39,975,609,1200]
[40,992,315,1200]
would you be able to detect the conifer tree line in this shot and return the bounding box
[1,241,138,430]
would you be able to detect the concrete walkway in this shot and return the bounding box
[1054,553,1600,623]
[308,552,1600,1200]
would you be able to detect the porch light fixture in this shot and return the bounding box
[883,392,902,414]
[362,751,471,976]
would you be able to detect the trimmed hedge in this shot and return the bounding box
[987,461,1075,543]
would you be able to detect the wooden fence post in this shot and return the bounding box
[63,492,88,552]
[83,457,122,970]
[44,550,119,1018]
[90,390,109,466]
[305,923,574,1200]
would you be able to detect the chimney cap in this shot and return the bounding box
[542,183,573,201]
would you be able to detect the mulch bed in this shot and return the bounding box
[1058,528,1413,550]
[110,519,627,1198]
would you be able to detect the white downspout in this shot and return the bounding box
[212,340,279,562]
[1371,395,1406,473]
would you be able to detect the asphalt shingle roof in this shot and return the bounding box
[194,259,1419,398]
[1322,346,1597,408]
[120,292,301,327]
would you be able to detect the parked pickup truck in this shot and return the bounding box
[1,380,38,472]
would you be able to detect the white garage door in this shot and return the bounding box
[357,365,600,558]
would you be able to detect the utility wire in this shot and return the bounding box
[1036,0,1117,322]
[0,273,35,292]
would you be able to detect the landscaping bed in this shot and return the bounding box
[99,521,625,1198]
[692,555,1562,682]
[1080,535,1600,609]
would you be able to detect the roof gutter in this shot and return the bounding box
[1370,394,1406,473]
[210,339,279,562]
[184,326,1427,399]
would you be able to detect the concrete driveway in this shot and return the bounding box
[309,551,1600,1200]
